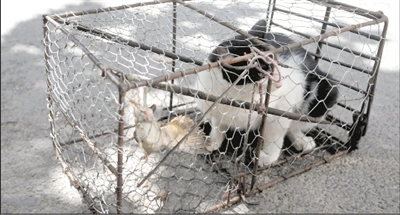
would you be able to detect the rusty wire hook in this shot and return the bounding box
[250,47,282,84]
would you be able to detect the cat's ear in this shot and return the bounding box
[249,19,267,39]
[216,46,229,56]
[142,104,157,121]
[149,104,157,113]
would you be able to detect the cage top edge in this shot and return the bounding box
[42,0,388,22]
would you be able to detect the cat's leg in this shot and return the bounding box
[258,116,292,167]
[286,120,316,153]
[206,117,228,152]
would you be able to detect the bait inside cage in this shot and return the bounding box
[43,0,388,213]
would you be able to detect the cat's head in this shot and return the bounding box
[208,19,272,85]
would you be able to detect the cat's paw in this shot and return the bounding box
[293,135,316,153]
[205,142,216,152]
[207,129,224,151]
[258,151,279,167]
[205,137,222,152]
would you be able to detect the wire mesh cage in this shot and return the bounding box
[43,0,388,213]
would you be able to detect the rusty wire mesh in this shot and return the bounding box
[43,0,388,213]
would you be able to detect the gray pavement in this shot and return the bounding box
[1,0,398,213]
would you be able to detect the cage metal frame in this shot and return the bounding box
[43,0,388,213]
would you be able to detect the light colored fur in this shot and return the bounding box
[195,54,319,167]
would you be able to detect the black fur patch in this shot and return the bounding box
[200,121,260,166]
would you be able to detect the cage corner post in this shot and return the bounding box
[116,80,130,214]
[168,0,178,111]
[42,15,55,151]
[250,78,273,190]
[265,0,276,32]
[314,5,332,62]
[342,9,389,152]
[360,12,389,137]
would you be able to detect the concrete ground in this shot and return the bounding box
[1,0,398,213]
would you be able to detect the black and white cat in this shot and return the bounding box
[195,19,339,167]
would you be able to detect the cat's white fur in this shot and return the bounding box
[195,53,319,167]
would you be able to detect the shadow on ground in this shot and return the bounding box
[1,2,104,213]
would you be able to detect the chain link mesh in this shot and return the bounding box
[43,0,387,213]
